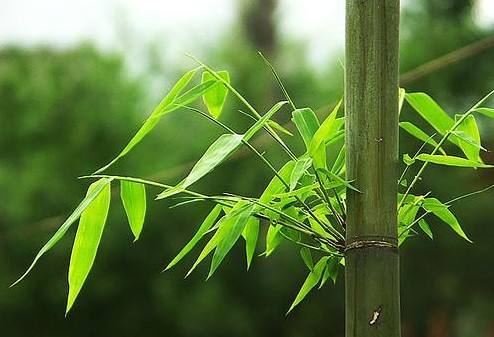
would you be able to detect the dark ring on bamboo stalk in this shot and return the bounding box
[345,235,398,253]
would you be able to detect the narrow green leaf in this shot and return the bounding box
[292,107,326,168]
[319,257,340,288]
[474,107,494,118]
[299,247,314,271]
[399,122,445,154]
[288,257,329,314]
[242,217,259,270]
[454,115,483,162]
[66,179,111,313]
[403,153,415,166]
[11,178,112,287]
[398,88,406,114]
[405,93,454,135]
[318,168,361,193]
[243,101,288,141]
[94,69,198,174]
[259,161,296,204]
[265,224,283,257]
[120,181,146,241]
[331,145,346,174]
[422,198,471,242]
[290,156,313,191]
[157,134,244,199]
[418,219,433,239]
[308,100,341,157]
[209,202,254,278]
[268,120,293,136]
[416,154,493,168]
[202,71,229,118]
[165,204,223,271]
[166,80,217,114]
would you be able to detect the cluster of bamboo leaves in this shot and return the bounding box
[12,56,494,315]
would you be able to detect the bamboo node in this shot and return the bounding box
[345,235,398,252]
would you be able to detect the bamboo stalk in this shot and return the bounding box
[345,1,401,336]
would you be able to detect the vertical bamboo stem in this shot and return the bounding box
[345,1,401,337]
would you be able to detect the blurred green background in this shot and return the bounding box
[1,0,494,336]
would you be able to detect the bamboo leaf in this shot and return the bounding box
[405,93,454,135]
[290,156,313,191]
[331,145,346,174]
[299,247,314,271]
[292,107,326,168]
[403,154,415,166]
[243,101,288,141]
[66,179,111,314]
[318,168,361,193]
[416,154,493,168]
[399,122,445,154]
[202,71,229,118]
[265,224,283,257]
[120,181,146,241]
[454,115,483,162]
[308,100,341,158]
[209,202,254,278]
[319,257,340,289]
[242,217,259,270]
[288,257,329,314]
[11,178,112,287]
[259,161,296,204]
[94,69,198,174]
[165,204,223,271]
[167,80,217,114]
[418,219,433,239]
[268,120,293,136]
[474,107,494,118]
[157,134,244,199]
[422,198,471,242]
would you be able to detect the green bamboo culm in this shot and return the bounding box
[345,1,401,336]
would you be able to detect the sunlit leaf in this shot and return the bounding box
[418,219,433,239]
[94,69,198,174]
[453,115,483,162]
[11,178,112,287]
[288,256,329,314]
[66,179,111,313]
[399,122,445,154]
[290,156,313,191]
[202,70,229,118]
[403,154,415,166]
[120,181,146,241]
[308,100,341,159]
[318,168,361,193]
[292,107,326,168]
[416,154,492,168]
[299,247,313,271]
[265,224,283,257]
[331,145,345,174]
[165,204,223,271]
[405,93,454,135]
[474,107,494,118]
[422,198,471,242]
[209,202,254,278]
[268,120,293,136]
[319,257,340,289]
[157,134,244,199]
[244,101,287,141]
[242,217,259,270]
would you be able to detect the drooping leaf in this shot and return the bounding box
[167,80,218,114]
[265,224,283,257]
[290,156,313,191]
[405,93,454,135]
[120,181,146,241]
[157,133,244,199]
[94,69,198,174]
[202,70,229,118]
[165,204,223,271]
[422,198,471,242]
[66,179,111,313]
[416,154,492,168]
[299,247,314,271]
[319,257,340,288]
[403,154,415,166]
[209,202,254,278]
[399,122,445,154]
[418,219,433,239]
[398,88,406,114]
[288,256,329,314]
[454,115,483,162]
[242,217,259,270]
[11,178,112,287]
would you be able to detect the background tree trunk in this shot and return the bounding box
[344,1,401,337]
